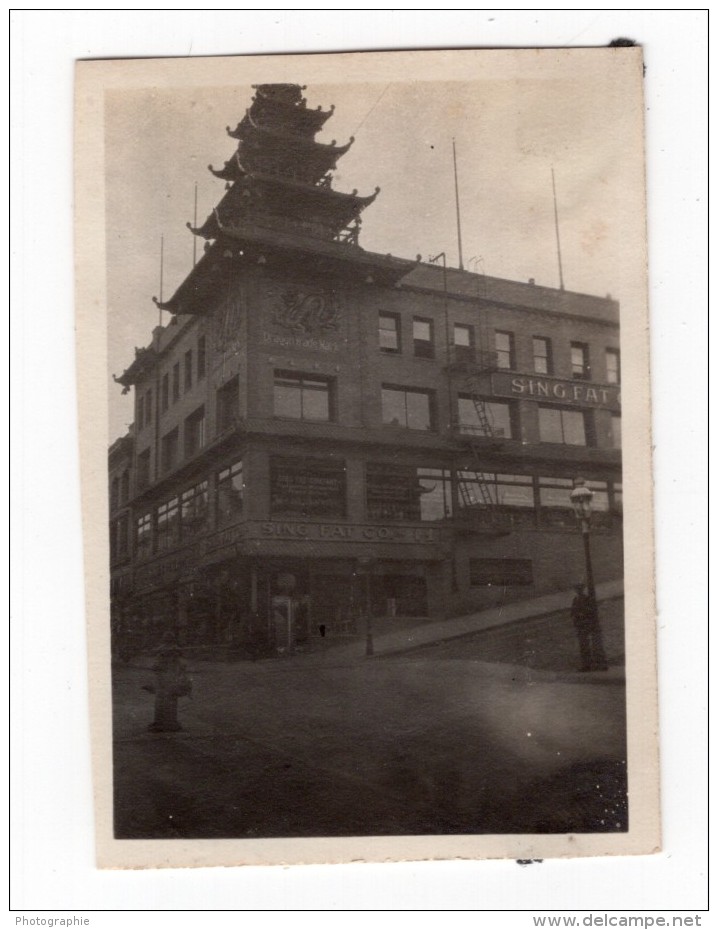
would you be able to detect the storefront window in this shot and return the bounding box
[366,463,451,521]
[270,456,346,518]
[217,460,244,525]
[470,558,534,586]
[611,413,622,449]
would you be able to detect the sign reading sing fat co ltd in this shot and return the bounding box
[491,372,621,410]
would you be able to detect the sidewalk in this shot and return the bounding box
[305,579,624,664]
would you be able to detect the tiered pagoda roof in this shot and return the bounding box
[198,83,370,240]
[151,83,418,318]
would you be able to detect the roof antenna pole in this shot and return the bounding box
[193,183,198,268]
[551,167,565,291]
[158,235,164,328]
[452,139,464,271]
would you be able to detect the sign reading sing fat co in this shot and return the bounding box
[491,372,621,410]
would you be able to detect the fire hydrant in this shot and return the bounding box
[143,638,191,732]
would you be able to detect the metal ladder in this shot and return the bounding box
[456,376,498,511]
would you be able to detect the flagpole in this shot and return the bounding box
[452,139,464,271]
[551,167,565,291]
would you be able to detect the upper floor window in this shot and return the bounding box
[216,376,240,434]
[120,470,129,504]
[161,373,169,413]
[571,342,591,380]
[458,472,534,509]
[184,406,206,458]
[538,476,610,528]
[379,313,401,354]
[110,477,119,512]
[217,460,244,526]
[136,393,144,431]
[365,463,451,522]
[538,406,591,446]
[270,456,346,519]
[181,480,209,538]
[274,371,333,422]
[453,323,475,362]
[495,331,515,370]
[606,348,621,384]
[532,337,552,375]
[156,497,180,552]
[172,363,180,402]
[136,512,152,559]
[611,413,622,449]
[381,385,433,431]
[136,448,151,490]
[458,396,515,439]
[413,317,434,358]
[184,350,193,391]
[161,427,179,474]
[145,388,153,426]
[197,335,207,380]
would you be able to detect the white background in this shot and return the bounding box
[10,10,707,917]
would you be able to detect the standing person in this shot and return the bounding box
[144,633,192,732]
[571,584,608,672]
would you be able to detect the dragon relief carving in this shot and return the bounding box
[271,288,342,335]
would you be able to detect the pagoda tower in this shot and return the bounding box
[155,83,415,317]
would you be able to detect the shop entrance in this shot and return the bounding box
[371,574,428,618]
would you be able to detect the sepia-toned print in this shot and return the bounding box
[75,49,658,867]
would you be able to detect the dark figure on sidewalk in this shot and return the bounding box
[571,584,608,672]
[144,634,192,732]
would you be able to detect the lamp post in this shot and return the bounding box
[570,477,608,670]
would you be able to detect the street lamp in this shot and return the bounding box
[570,477,608,670]
[570,477,595,600]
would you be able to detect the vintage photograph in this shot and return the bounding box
[76,49,657,864]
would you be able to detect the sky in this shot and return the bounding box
[105,62,644,440]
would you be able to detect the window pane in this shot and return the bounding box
[413,319,431,341]
[611,414,622,448]
[270,457,345,518]
[379,315,399,351]
[539,484,572,508]
[454,324,471,347]
[562,410,586,445]
[405,391,431,430]
[606,350,620,384]
[495,479,534,507]
[586,481,609,511]
[382,388,406,426]
[302,379,329,420]
[486,402,513,438]
[418,469,452,520]
[367,463,446,521]
[538,407,563,443]
[458,397,481,433]
[533,338,549,373]
[274,379,302,419]
[217,461,244,525]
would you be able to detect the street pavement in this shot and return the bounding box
[113,583,627,839]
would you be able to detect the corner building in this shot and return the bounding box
[112,84,622,651]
